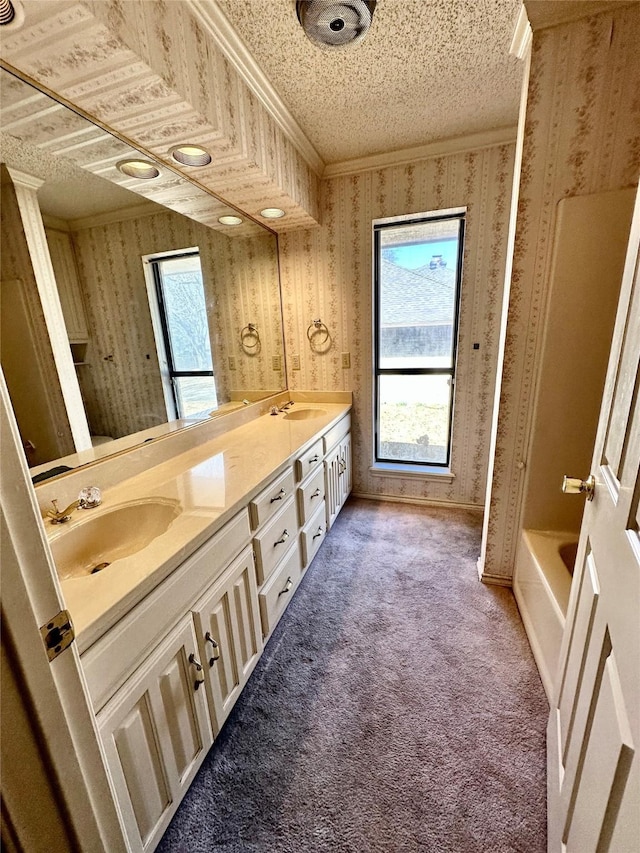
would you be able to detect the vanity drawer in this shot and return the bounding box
[249,467,295,530]
[81,507,251,711]
[323,413,351,454]
[296,438,323,481]
[301,501,327,568]
[253,497,298,586]
[298,466,325,525]
[259,542,303,638]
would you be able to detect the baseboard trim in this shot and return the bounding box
[480,571,513,588]
[351,492,483,512]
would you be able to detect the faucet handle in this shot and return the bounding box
[78,486,101,509]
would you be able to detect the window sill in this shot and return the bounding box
[369,463,455,483]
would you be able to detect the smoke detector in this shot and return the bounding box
[296,1,376,50]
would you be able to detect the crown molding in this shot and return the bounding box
[4,166,44,191]
[323,127,518,178]
[510,6,532,59]
[186,0,325,177]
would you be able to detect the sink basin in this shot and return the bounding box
[284,408,327,421]
[50,499,181,580]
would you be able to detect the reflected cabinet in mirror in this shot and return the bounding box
[0,69,286,479]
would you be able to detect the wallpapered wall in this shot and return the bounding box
[69,209,282,440]
[1,173,74,461]
[483,4,640,580]
[279,142,516,507]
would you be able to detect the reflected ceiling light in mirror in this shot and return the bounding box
[170,144,212,167]
[116,159,161,179]
[260,207,286,219]
[0,0,24,29]
[218,215,244,226]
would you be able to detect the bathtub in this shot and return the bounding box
[513,530,578,703]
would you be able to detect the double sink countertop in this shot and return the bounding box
[43,401,351,653]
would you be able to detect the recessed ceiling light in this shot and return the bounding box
[170,145,212,167]
[116,159,161,180]
[260,208,286,219]
[218,215,243,226]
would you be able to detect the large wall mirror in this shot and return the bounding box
[0,68,286,480]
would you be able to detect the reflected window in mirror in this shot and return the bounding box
[146,250,218,419]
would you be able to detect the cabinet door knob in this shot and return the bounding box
[270,488,286,503]
[189,653,205,689]
[278,577,293,597]
[274,529,289,546]
[204,632,220,666]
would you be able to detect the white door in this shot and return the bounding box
[547,186,640,851]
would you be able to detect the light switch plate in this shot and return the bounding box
[291,354,301,371]
[272,355,282,372]
[228,356,236,371]
[341,352,351,369]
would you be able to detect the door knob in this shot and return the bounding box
[562,475,595,501]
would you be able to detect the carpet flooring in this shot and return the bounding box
[157,498,548,853]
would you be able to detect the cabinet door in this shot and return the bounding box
[338,433,352,508]
[97,615,213,853]
[325,448,341,530]
[192,545,263,734]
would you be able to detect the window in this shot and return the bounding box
[373,209,465,468]
[148,251,217,418]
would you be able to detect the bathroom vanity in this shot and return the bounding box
[37,398,351,852]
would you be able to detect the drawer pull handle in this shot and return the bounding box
[309,455,319,463]
[310,487,321,499]
[189,653,205,690]
[270,488,286,503]
[204,632,220,667]
[275,529,290,546]
[313,526,323,541]
[278,577,293,597]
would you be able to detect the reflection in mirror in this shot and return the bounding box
[0,69,286,479]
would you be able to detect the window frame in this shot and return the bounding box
[147,249,215,419]
[372,208,466,470]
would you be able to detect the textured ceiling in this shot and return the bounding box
[217,0,524,164]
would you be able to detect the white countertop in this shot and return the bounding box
[49,401,351,652]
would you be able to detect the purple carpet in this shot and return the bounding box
[158,498,547,852]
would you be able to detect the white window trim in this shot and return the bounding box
[369,462,455,483]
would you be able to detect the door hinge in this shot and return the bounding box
[40,609,75,661]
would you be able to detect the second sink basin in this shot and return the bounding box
[50,499,181,580]
[284,408,327,421]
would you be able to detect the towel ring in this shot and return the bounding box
[240,323,260,349]
[307,318,330,345]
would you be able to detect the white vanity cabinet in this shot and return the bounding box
[77,408,352,852]
[192,544,263,734]
[97,614,213,853]
[324,418,352,529]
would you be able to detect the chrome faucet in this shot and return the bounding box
[269,401,295,415]
[46,486,102,524]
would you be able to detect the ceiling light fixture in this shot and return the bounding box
[296,0,376,50]
[116,159,161,180]
[218,215,243,226]
[170,145,212,167]
[260,208,286,219]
